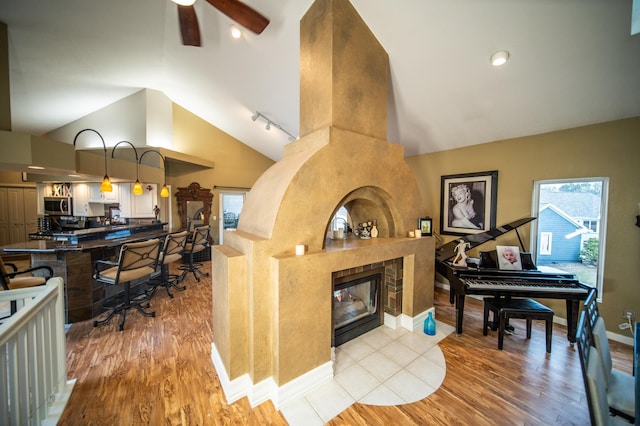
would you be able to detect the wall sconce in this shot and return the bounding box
[111,140,143,195]
[139,150,170,197]
[73,128,112,192]
[251,111,297,141]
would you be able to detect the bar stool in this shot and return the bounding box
[483,297,554,353]
[179,225,210,283]
[147,230,189,299]
[93,238,161,331]
[0,256,53,317]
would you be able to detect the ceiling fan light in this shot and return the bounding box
[230,25,242,39]
[490,50,510,66]
[172,0,196,6]
[133,180,144,195]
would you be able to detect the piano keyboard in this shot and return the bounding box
[462,278,589,293]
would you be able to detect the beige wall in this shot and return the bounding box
[406,116,640,334]
[166,104,275,241]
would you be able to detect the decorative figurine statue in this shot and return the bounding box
[453,238,471,267]
[153,205,160,223]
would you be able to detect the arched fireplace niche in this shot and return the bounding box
[323,185,402,246]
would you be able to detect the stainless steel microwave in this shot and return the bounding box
[44,197,73,215]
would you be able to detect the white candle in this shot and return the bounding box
[295,245,305,256]
[408,231,415,238]
[415,229,422,238]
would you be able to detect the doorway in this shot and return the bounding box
[219,191,246,244]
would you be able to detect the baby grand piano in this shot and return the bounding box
[435,217,591,344]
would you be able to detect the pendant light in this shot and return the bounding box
[139,150,170,197]
[111,141,142,195]
[72,129,112,192]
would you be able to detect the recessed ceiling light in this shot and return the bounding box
[230,25,242,39]
[172,0,196,6]
[490,50,510,66]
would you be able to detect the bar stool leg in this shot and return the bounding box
[526,318,532,339]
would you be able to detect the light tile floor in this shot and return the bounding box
[280,320,455,425]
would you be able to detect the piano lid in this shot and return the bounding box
[436,217,536,263]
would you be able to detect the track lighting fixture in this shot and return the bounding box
[139,150,170,198]
[73,129,112,192]
[111,141,143,195]
[250,111,297,141]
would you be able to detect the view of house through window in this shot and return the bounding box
[531,178,609,298]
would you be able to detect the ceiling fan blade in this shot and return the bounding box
[177,5,202,46]
[205,0,270,34]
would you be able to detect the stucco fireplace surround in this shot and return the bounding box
[211,0,435,409]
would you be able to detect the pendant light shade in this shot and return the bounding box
[100,176,113,193]
[160,184,170,198]
[133,180,144,195]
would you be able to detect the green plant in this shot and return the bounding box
[580,238,599,265]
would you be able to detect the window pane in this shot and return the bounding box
[531,178,608,298]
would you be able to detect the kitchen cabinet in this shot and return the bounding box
[36,184,47,215]
[119,183,157,218]
[88,183,119,203]
[0,186,37,244]
[73,183,90,216]
[72,183,103,217]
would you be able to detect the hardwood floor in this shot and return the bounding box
[60,264,633,425]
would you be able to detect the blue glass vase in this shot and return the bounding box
[424,311,436,336]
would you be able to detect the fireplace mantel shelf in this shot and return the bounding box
[325,235,428,249]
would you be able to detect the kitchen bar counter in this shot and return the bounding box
[3,229,168,253]
[0,222,168,323]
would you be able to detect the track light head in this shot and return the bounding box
[265,123,271,130]
[251,113,259,121]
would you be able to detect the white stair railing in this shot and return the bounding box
[0,277,76,425]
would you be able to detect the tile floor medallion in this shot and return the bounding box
[280,319,455,425]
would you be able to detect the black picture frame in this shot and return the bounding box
[440,170,498,236]
[419,217,433,236]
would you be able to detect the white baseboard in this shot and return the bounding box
[210,342,334,409]
[41,379,77,426]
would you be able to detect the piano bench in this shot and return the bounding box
[483,297,554,353]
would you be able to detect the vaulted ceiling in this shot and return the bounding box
[1,0,639,161]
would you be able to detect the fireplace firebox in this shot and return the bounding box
[332,267,384,347]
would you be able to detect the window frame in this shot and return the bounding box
[530,177,609,300]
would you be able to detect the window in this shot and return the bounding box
[219,191,247,244]
[531,178,609,298]
[539,232,552,255]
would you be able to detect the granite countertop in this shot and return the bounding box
[1,228,168,254]
[50,222,167,237]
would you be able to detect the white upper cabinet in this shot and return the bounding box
[88,183,119,203]
[119,183,157,218]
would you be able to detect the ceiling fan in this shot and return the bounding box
[172,0,270,47]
